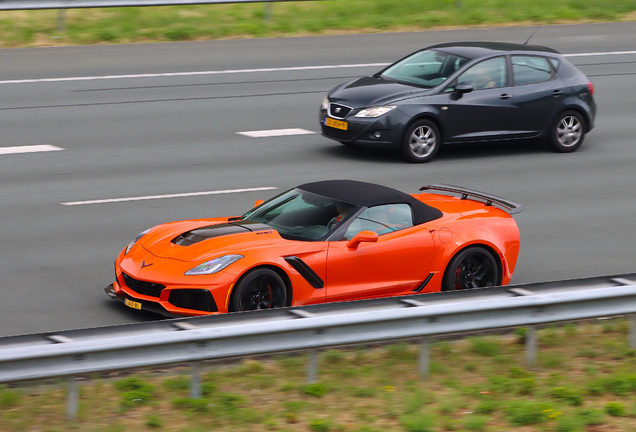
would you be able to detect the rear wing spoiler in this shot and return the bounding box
[419,184,524,215]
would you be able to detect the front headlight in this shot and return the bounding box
[321,96,329,111]
[185,254,244,276]
[354,105,397,118]
[124,228,151,255]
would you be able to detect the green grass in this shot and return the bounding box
[0,0,635,48]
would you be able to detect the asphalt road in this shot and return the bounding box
[1,23,635,337]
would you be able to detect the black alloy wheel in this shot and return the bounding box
[401,119,441,163]
[230,268,287,312]
[442,247,501,291]
[549,110,585,153]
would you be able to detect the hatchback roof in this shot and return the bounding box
[429,41,559,60]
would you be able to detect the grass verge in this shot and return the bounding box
[2,319,636,431]
[0,0,635,48]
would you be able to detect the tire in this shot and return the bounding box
[442,247,501,291]
[548,110,585,153]
[229,268,287,312]
[401,119,441,163]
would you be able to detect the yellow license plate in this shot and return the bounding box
[125,298,142,310]
[325,117,348,130]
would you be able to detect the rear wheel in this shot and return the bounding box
[549,110,585,153]
[401,119,441,163]
[442,247,501,291]
[229,268,287,312]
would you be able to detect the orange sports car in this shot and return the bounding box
[105,180,522,317]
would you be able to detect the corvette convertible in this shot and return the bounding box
[320,41,596,163]
[105,180,522,317]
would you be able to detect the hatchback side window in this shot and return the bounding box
[342,204,414,240]
[512,55,553,85]
[456,57,507,90]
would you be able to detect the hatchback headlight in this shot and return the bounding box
[124,228,151,255]
[185,254,244,276]
[354,106,396,118]
[321,96,329,111]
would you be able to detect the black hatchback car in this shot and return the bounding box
[320,42,596,163]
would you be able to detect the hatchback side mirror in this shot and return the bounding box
[455,83,473,95]
[346,230,378,251]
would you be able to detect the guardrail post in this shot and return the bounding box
[190,362,201,398]
[57,9,66,32]
[525,325,537,367]
[306,349,319,384]
[418,337,431,380]
[67,376,78,421]
[263,3,272,21]
[629,314,636,350]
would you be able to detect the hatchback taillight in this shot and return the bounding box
[587,82,594,96]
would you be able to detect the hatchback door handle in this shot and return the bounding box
[499,93,511,100]
[552,89,564,96]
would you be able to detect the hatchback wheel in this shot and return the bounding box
[549,110,585,153]
[401,119,440,163]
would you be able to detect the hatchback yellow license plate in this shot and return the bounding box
[325,118,348,131]
[125,298,142,310]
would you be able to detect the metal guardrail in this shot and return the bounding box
[2,273,636,418]
[0,0,313,10]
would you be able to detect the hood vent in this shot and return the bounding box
[172,221,273,246]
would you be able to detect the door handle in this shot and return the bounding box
[552,89,564,96]
[499,93,511,100]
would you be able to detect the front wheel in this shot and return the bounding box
[549,110,585,153]
[229,268,287,312]
[442,247,501,291]
[401,119,441,163]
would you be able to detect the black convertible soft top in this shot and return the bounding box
[297,180,443,225]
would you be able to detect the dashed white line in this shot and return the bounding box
[237,128,316,138]
[62,187,277,206]
[0,145,64,155]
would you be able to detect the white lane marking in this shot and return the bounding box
[1,50,635,86]
[237,128,316,138]
[564,50,636,57]
[0,145,64,155]
[0,63,389,85]
[62,187,277,206]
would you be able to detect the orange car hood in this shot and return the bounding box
[140,219,281,262]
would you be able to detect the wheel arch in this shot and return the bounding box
[554,105,590,133]
[442,242,504,287]
[402,113,444,143]
[227,264,293,312]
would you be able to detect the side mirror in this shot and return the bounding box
[346,230,378,251]
[254,199,264,208]
[455,83,473,95]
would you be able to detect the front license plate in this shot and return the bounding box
[125,298,142,310]
[325,117,348,131]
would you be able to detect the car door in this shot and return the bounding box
[325,204,435,302]
[509,55,566,137]
[441,56,515,142]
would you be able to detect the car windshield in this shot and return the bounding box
[241,189,361,241]
[380,49,469,88]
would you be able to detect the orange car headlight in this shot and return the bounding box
[124,228,151,255]
[185,254,244,276]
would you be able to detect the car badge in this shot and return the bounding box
[141,261,154,269]
[334,107,342,113]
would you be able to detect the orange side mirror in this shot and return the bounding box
[254,199,264,208]
[346,230,378,251]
